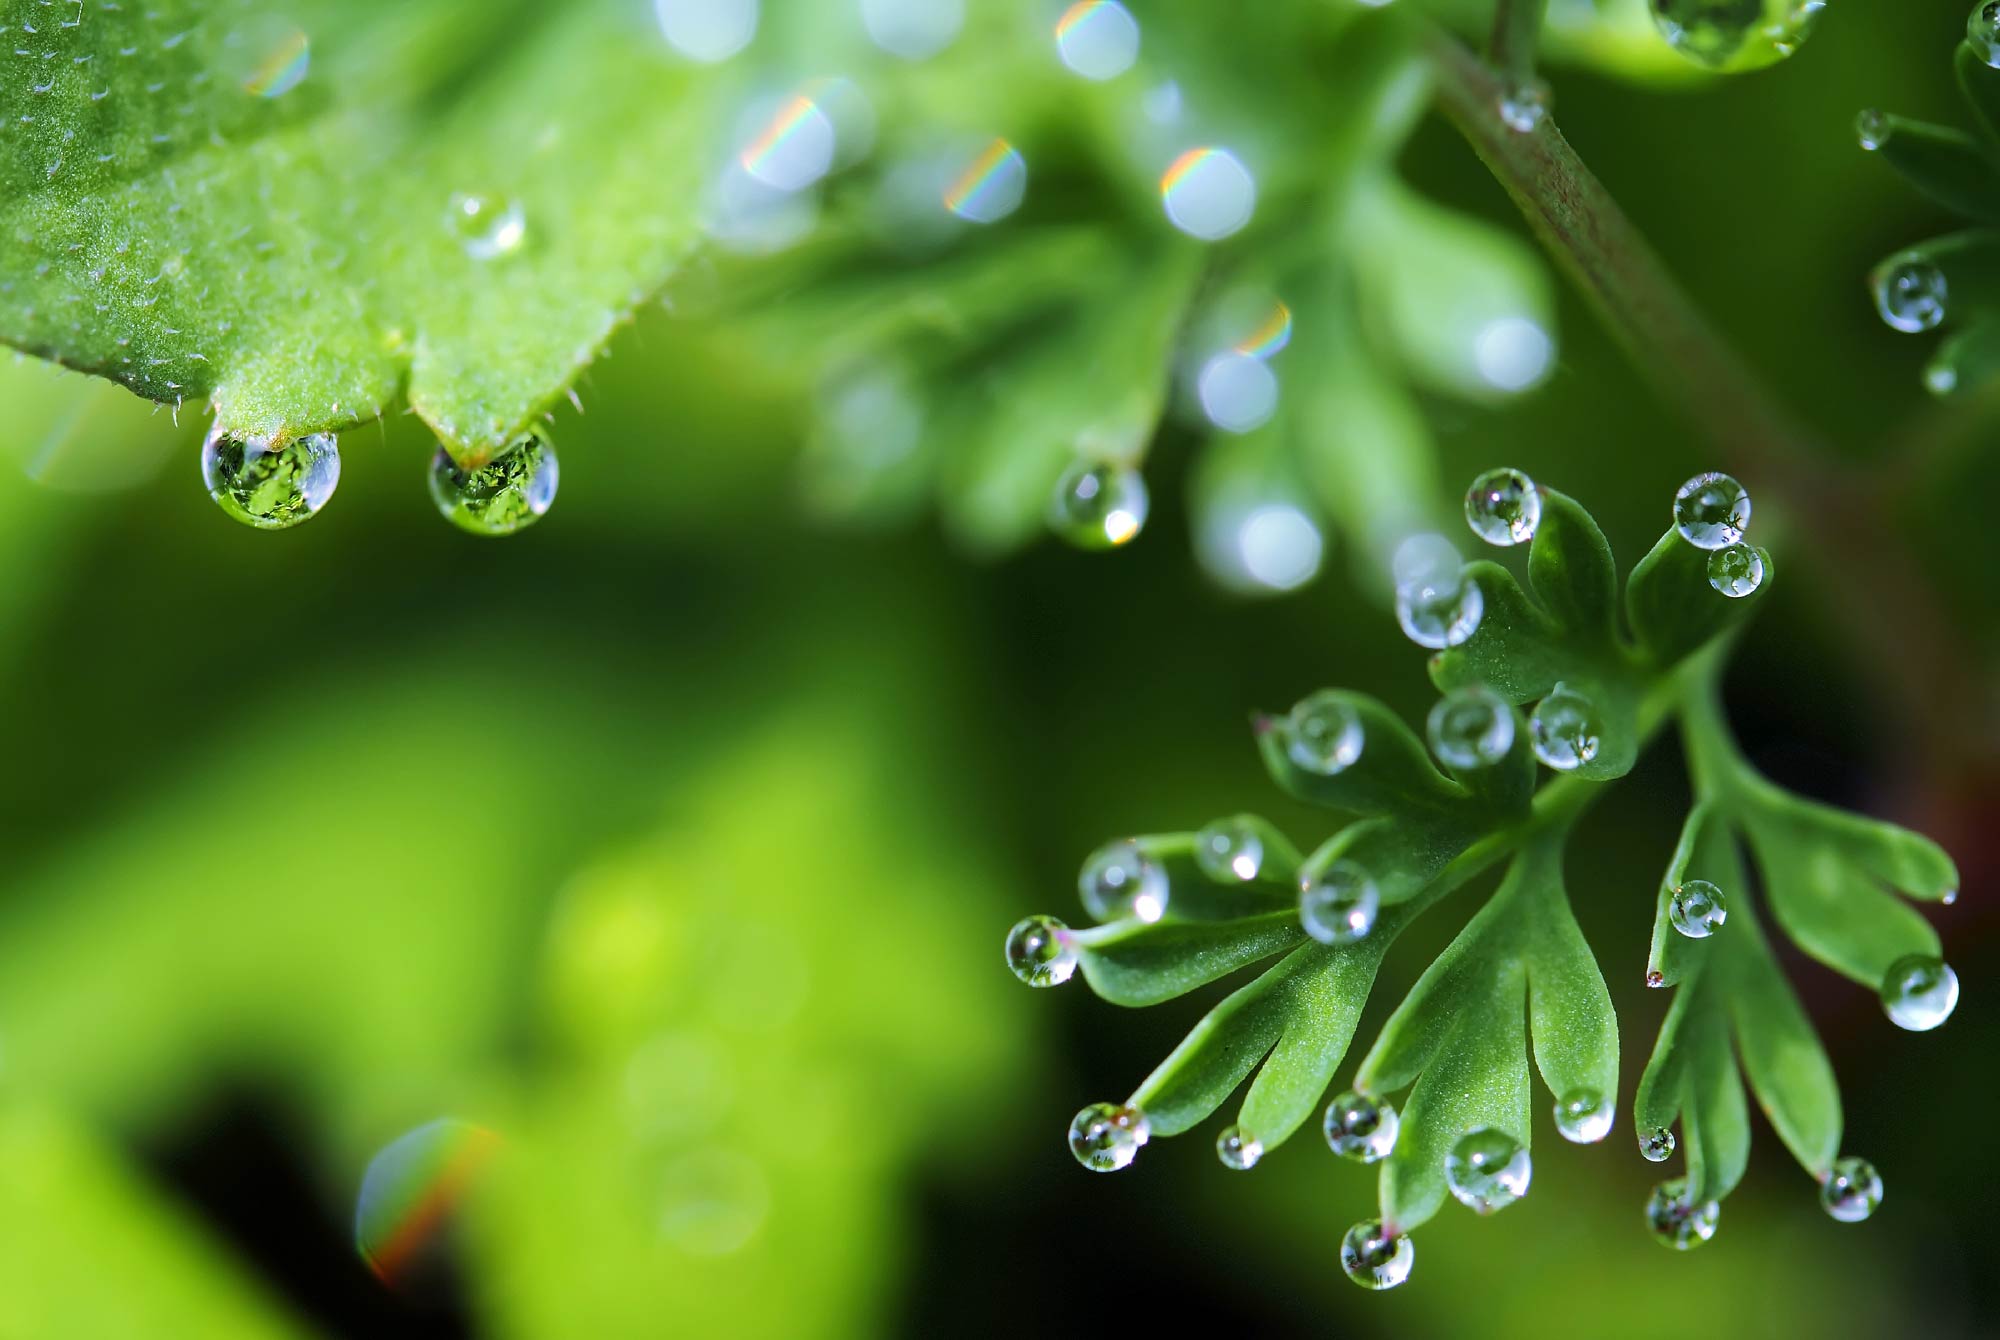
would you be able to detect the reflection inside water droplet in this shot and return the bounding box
[1078,840,1168,923]
[1324,1090,1398,1162]
[1880,954,1958,1031]
[1195,816,1265,882]
[1464,467,1539,545]
[1530,682,1603,771]
[1445,1127,1532,1213]
[429,431,559,536]
[447,193,527,260]
[1820,1155,1883,1223]
[1646,1177,1718,1250]
[1340,1218,1414,1290]
[202,428,340,530]
[1427,685,1514,771]
[1874,260,1948,333]
[1004,914,1077,986]
[1069,1101,1149,1171]
[1216,1125,1262,1170]
[1673,471,1751,549]
[1299,860,1379,945]
[1706,544,1764,598]
[1669,879,1729,936]
[1555,1088,1614,1144]
[1050,460,1147,548]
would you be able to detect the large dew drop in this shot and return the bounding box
[1004,914,1077,987]
[1639,1126,1676,1163]
[1645,1177,1719,1250]
[1055,1,1140,80]
[355,1119,501,1292]
[1340,1219,1415,1290]
[1427,685,1515,771]
[1873,261,1948,334]
[1215,1125,1263,1171]
[1555,1089,1614,1145]
[1464,467,1540,546]
[1820,1155,1883,1223]
[1651,0,1823,70]
[1673,472,1751,549]
[1160,148,1255,241]
[1396,572,1483,651]
[1323,1090,1399,1163]
[1529,683,1603,772]
[1880,954,1958,1031]
[1299,861,1379,945]
[1669,880,1728,938]
[429,431,559,536]
[1445,1127,1532,1214]
[1078,840,1168,923]
[1284,691,1364,775]
[202,429,340,530]
[1195,816,1265,883]
[1707,544,1765,599]
[1049,461,1148,549]
[1069,1101,1149,1172]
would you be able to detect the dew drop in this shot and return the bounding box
[737,92,837,193]
[1464,467,1540,546]
[1299,860,1379,945]
[1706,543,1765,598]
[202,428,339,530]
[1195,816,1265,883]
[1473,317,1554,393]
[1497,79,1549,133]
[1650,0,1763,68]
[1639,1126,1676,1162]
[446,193,527,261]
[1445,1127,1532,1214]
[1050,460,1147,549]
[1078,840,1168,923]
[1529,682,1603,772]
[1970,0,2000,68]
[861,0,964,60]
[1820,1155,1883,1223]
[1396,573,1484,650]
[1873,260,1948,334]
[655,0,758,62]
[1233,504,1323,592]
[1669,879,1729,938]
[1855,108,1890,152]
[1673,471,1751,549]
[1645,1177,1719,1250]
[1340,1218,1414,1290]
[1160,147,1255,241]
[1284,691,1364,774]
[1323,1090,1399,1162]
[1216,1125,1263,1171]
[1555,1088,1614,1144]
[1055,1,1140,80]
[1880,954,1958,1031]
[1196,351,1278,432]
[943,138,1027,224]
[1068,1101,1148,1172]
[428,430,558,537]
[1427,685,1516,771]
[355,1119,501,1291]
[1004,914,1077,987]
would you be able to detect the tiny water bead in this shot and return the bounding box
[1497,80,1549,133]
[1196,351,1278,432]
[1427,685,1516,771]
[1396,572,1483,651]
[1195,816,1265,883]
[1055,1,1141,81]
[1820,1156,1884,1223]
[1160,148,1256,241]
[1078,840,1168,923]
[656,0,759,63]
[1300,861,1380,945]
[1004,914,1077,987]
[1639,1127,1676,1162]
[1645,1177,1719,1251]
[1340,1219,1415,1291]
[862,0,965,60]
[1855,108,1890,152]
[447,193,527,261]
[1672,472,1751,549]
[943,138,1027,224]
[1216,1126,1263,1171]
[1971,1,2000,67]
[202,430,340,530]
[1554,1089,1614,1145]
[1669,880,1728,938]
[1464,468,1540,546]
[1069,1101,1149,1172]
[1285,691,1364,775]
[1873,261,1948,334]
[1706,543,1765,599]
[1323,1090,1399,1163]
[1445,1127,1532,1214]
[1529,683,1603,772]
[354,1119,501,1290]
[1880,954,1959,1031]
[428,431,559,537]
[1050,460,1148,549]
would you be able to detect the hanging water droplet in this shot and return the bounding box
[1300,861,1379,945]
[1970,0,2000,68]
[1645,1177,1719,1250]
[1820,1155,1883,1223]
[1673,472,1751,549]
[355,1119,501,1290]
[1004,914,1077,987]
[1195,816,1265,883]
[446,193,527,261]
[1284,691,1364,774]
[1427,685,1516,771]
[1497,79,1549,133]
[1855,108,1890,152]
[1554,1088,1614,1144]
[1339,1218,1414,1290]
[1055,1,1140,80]
[202,428,340,530]
[1650,0,1805,69]
[943,138,1028,224]
[1873,260,1948,334]
[1068,1101,1149,1172]
[1215,1125,1263,1171]
[1196,351,1278,433]
[1396,573,1484,650]
[1880,954,1958,1031]
[1323,1090,1399,1162]
[1160,147,1256,241]
[1464,467,1541,546]
[1445,1127,1532,1214]
[1049,461,1148,549]
[1706,543,1765,598]
[655,0,759,63]
[1078,840,1169,923]
[428,430,559,536]
[1529,682,1603,771]
[1639,1126,1676,1162]
[1668,879,1728,938]
[861,0,964,60]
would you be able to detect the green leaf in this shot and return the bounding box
[1862,115,2000,223]
[1625,529,1774,665]
[1526,488,1619,643]
[1522,849,1619,1110]
[1301,814,1488,908]
[1742,807,1942,989]
[1124,946,1307,1138]
[1073,914,1306,1008]
[1645,801,1725,990]
[1957,39,2000,154]
[1427,562,1568,702]
[1727,905,1842,1178]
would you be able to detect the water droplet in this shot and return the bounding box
[737,93,836,193]
[1464,468,1540,546]
[428,430,559,537]
[1555,1088,1614,1144]
[1473,317,1554,392]
[1393,532,1464,590]
[1396,573,1484,650]
[1873,260,1948,334]
[1645,1177,1719,1250]
[1004,914,1077,987]
[659,1148,769,1256]
[1284,691,1364,774]
[202,428,339,530]
[1340,1218,1415,1290]
[1323,1090,1399,1162]
[1196,351,1278,432]
[1650,0,1764,67]
[1427,685,1516,771]
[1195,816,1265,883]
[861,0,964,60]
[1078,840,1168,923]
[234,19,309,98]
[1160,147,1255,241]
[1529,682,1603,771]
[943,138,1027,223]
[354,1119,500,1290]
[655,0,758,62]
[1820,1155,1883,1223]
[1497,79,1549,133]
[1050,461,1148,548]
[1445,1127,1532,1214]
[1639,1126,1676,1162]
[1069,1101,1149,1171]
[1970,1,2000,67]
[1855,108,1890,151]
[1880,954,1958,1031]
[1300,860,1379,945]
[446,193,527,261]
[1216,1125,1263,1170]
[1706,543,1765,598]
[1669,879,1728,938]
[1055,1,1140,80]
[1673,471,1751,549]
[1232,503,1323,592]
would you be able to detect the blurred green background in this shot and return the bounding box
[2,1,1996,1337]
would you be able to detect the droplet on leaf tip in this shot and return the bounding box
[1855,108,1889,151]
[1215,1125,1262,1170]
[1645,1177,1718,1250]
[1324,1090,1398,1163]
[1554,1088,1614,1144]
[1880,954,1958,1031]
[1464,468,1539,546]
[1872,260,1948,334]
[428,430,558,537]
[1706,544,1764,598]
[1340,1218,1414,1290]
[1446,1128,1532,1214]
[1427,685,1515,771]
[1669,880,1728,938]
[1004,914,1077,987]
[1284,691,1363,775]
[1820,1155,1883,1223]
[1078,840,1168,923]
[1068,1101,1148,1171]
[1049,460,1148,549]
[202,427,339,530]
[1639,1126,1675,1162]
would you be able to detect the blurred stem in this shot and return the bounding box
[1486,0,1544,89]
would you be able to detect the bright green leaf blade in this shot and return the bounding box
[1527,488,1618,642]
[1681,999,1751,1204]
[1766,796,1961,903]
[1301,813,1486,907]
[1073,913,1306,1007]
[1522,847,1619,1111]
[1725,906,1842,1178]
[1625,530,1774,666]
[1427,561,1569,702]
[1124,949,1301,1137]
[1744,811,1942,989]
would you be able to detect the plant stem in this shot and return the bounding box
[1487,0,1545,90]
